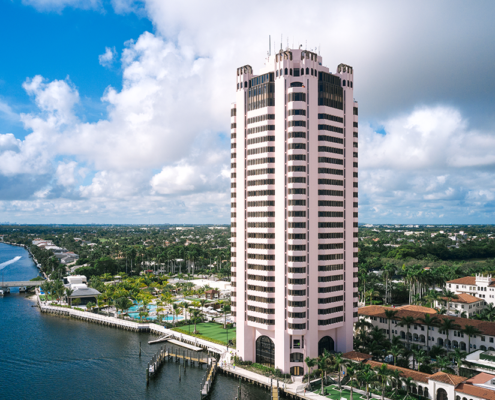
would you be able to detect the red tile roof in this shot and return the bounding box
[342,351,373,362]
[447,276,476,285]
[440,293,482,304]
[456,383,495,400]
[447,276,495,287]
[398,305,438,313]
[358,305,495,336]
[466,372,495,385]
[429,371,467,386]
[364,360,431,383]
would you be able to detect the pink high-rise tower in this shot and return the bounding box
[230,48,358,375]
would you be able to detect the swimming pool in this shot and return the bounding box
[126,313,184,322]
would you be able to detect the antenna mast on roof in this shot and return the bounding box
[280,34,282,51]
[269,35,271,56]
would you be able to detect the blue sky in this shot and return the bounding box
[0,1,152,137]
[1,0,495,224]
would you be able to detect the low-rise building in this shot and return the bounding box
[63,275,100,306]
[359,305,495,353]
[343,351,495,400]
[435,293,485,317]
[447,274,495,305]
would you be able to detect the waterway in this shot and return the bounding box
[0,243,271,400]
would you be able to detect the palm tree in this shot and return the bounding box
[453,348,467,375]
[441,289,459,315]
[86,301,95,312]
[358,368,376,400]
[346,365,360,400]
[424,290,440,308]
[221,302,231,329]
[390,345,402,366]
[183,302,189,323]
[398,316,416,349]
[384,309,398,342]
[304,356,316,385]
[401,376,416,395]
[374,363,390,400]
[191,309,202,333]
[462,325,482,352]
[429,345,447,360]
[355,317,373,333]
[418,313,439,352]
[333,352,347,390]
[366,289,380,305]
[65,287,73,305]
[414,349,427,371]
[388,368,402,394]
[317,352,329,395]
[433,356,454,373]
[438,318,460,351]
[172,303,180,326]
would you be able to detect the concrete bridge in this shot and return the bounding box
[1,281,43,288]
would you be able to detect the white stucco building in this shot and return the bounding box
[447,275,495,305]
[343,351,495,400]
[231,47,358,375]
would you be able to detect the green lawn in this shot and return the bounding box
[172,322,236,345]
[314,384,367,400]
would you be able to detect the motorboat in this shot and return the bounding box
[0,289,4,296]
[19,286,27,293]
[0,287,10,294]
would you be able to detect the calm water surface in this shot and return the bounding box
[0,243,271,400]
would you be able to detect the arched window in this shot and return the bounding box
[438,338,444,346]
[481,345,487,351]
[455,396,460,400]
[244,82,247,88]
[412,387,417,395]
[453,340,459,349]
[301,68,304,75]
[318,336,335,356]
[437,388,448,400]
[460,342,466,351]
[401,331,406,339]
[311,68,314,75]
[343,80,346,86]
[290,68,292,75]
[285,68,288,75]
[489,346,495,351]
[306,67,309,75]
[424,387,429,398]
[280,69,283,76]
[256,336,275,367]
[420,335,425,343]
[290,352,304,362]
[276,70,278,77]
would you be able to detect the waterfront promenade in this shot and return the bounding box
[38,298,365,400]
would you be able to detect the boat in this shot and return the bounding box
[0,289,4,297]
[19,286,27,293]
[0,287,10,294]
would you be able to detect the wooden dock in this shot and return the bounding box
[200,358,218,399]
[168,339,202,351]
[147,345,215,379]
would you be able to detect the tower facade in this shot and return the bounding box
[230,48,358,375]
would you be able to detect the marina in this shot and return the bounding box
[0,243,274,400]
